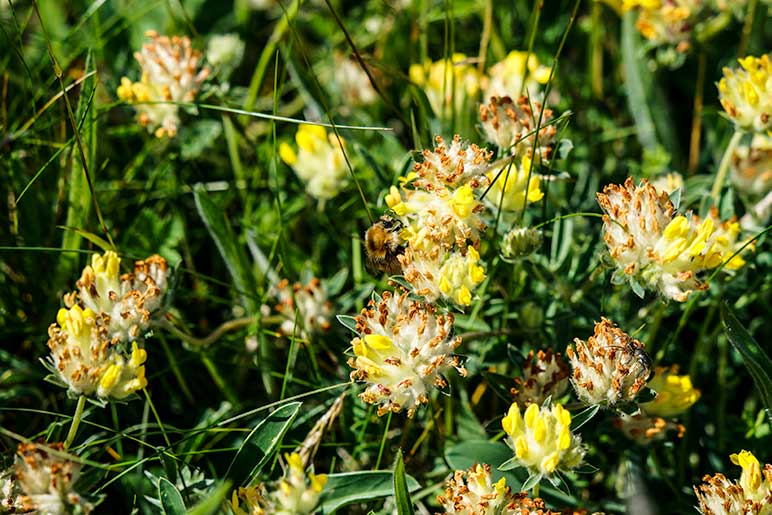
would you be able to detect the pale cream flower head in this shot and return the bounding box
[566,318,652,409]
[271,278,333,338]
[279,124,348,201]
[347,290,465,417]
[731,133,772,198]
[693,450,772,514]
[718,54,772,133]
[597,178,748,302]
[1,442,93,514]
[117,31,210,138]
[479,95,558,160]
[502,401,585,478]
[511,348,570,407]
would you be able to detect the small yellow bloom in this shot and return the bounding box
[642,366,700,418]
[281,124,348,201]
[719,54,772,133]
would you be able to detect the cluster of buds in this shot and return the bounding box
[566,318,652,409]
[437,463,559,514]
[230,453,327,515]
[409,53,479,119]
[614,365,699,443]
[279,124,348,202]
[268,278,333,339]
[597,178,747,302]
[47,251,168,400]
[347,290,465,417]
[385,135,492,307]
[718,54,772,133]
[501,227,543,260]
[511,349,570,407]
[117,31,209,138]
[1,442,93,514]
[501,401,585,479]
[481,50,551,101]
[693,450,772,514]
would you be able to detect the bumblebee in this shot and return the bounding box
[364,215,405,275]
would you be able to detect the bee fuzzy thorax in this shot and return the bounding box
[364,216,405,276]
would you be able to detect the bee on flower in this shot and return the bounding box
[693,450,772,514]
[279,124,349,203]
[566,318,652,409]
[47,251,168,400]
[230,453,327,515]
[481,50,551,101]
[409,53,480,119]
[614,365,699,443]
[116,31,209,138]
[437,463,560,515]
[597,178,748,302]
[269,278,333,338]
[501,401,585,480]
[346,290,465,417]
[718,54,772,133]
[511,349,570,407]
[0,442,93,514]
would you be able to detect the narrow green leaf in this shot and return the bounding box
[158,477,186,515]
[57,226,113,252]
[571,404,600,431]
[393,450,414,515]
[319,471,420,514]
[722,303,772,423]
[185,481,231,515]
[225,401,302,486]
[193,184,258,311]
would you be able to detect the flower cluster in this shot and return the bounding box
[693,450,772,514]
[481,50,551,101]
[269,278,333,338]
[718,54,772,133]
[347,290,465,417]
[385,135,492,307]
[566,318,652,409]
[437,463,559,515]
[614,365,700,443]
[479,95,557,160]
[279,124,348,202]
[47,251,168,399]
[230,453,327,515]
[333,52,378,107]
[732,134,772,198]
[1,442,92,514]
[409,53,479,118]
[623,0,702,55]
[502,401,585,479]
[206,33,245,80]
[501,227,544,260]
[511,349,570,407]
[597,178,747,302]
[117,31,209,138]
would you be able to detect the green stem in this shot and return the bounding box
[64,395,86,450]
[533,482,540,498]
[375,411,393,470]
[710,130,743,203]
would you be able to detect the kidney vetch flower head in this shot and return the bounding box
[482,50,551,100]
[409,53,480,118]
[279,123,348,202]
[566,318,652,409]
[597,178,748,302]
[117,30,210,138]
[479,95,558,160]
[0,441,93,514]
[47,251,168,400]
[511,348,570,407]
[268,278,333,339]
[732,133,772,198]
[230,452,327,515]
[346,290,465,417]
[437,463,560,515]
[718,54,772,133]
[693,450,772,514]
[502,401,585,480]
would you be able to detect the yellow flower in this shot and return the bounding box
[410,53,480,118]
[482,50,551,99]
[485,156,544,214]
[280,124,348,201]
[694,450,772,514]
[502,402,584,478]
[117,31,209,138]
[347,290,465,417]
[718,54,772,133]
[642,366,700,417]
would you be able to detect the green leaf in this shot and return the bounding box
[722,303,772,424]
[57,226,113,252]
[521,472,543,492]
[158,477,186,515]
[185,481,231,515]
[193,184,258,311]
[225,402,302,486]
[336,315,359,334]
[392,450,414,515]
[319,471,420,514]
[571,404,600,431]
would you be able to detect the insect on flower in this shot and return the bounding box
[364,215,406,276]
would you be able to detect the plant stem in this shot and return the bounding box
[64,395,86,450]
[710,130,742,203]
[533,482,540,498]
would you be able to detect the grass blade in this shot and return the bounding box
[392,450,414,515]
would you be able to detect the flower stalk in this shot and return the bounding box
[710,130,744,202]
[64,394,86,450]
